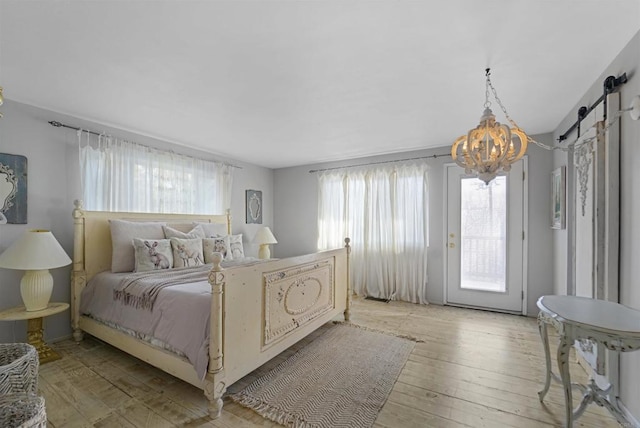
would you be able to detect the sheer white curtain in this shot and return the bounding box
[318,163,429,304]
[78,131,233,214]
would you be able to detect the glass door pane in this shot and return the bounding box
[460,176,507,292]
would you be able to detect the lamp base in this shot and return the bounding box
[27,317,61,363]
[21,270,53,312]
[258,244,271,259]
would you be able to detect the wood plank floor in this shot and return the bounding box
[38,298,621,427]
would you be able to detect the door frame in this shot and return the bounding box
[442,159,529,316]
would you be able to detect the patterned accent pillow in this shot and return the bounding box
[110,220,166,272]
[229,234,244,260]
[163,224,205,239]
[170,238,205,268]
[203,236,230,262]
[133,238,173,272]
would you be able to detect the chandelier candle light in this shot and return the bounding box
[451,69,528,184]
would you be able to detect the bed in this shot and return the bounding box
[69,200,351,418]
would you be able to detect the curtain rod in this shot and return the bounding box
[308,153,451,173]
[48,120,242,169]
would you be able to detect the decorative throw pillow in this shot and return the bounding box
[170,238,205,268]
[228,234,245,260]
[196,222,228,238]
[109,220,166,272]
[163,224,205,239]
[203,236,230,263]
[133,238,173,272]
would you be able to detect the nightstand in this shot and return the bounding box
[0,302,69,363]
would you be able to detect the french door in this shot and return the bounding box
[445,160,526,313]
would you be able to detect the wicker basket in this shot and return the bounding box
[0,343,39,395]
[0,394,47,428]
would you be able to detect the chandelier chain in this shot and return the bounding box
[484,71,491,109]
[485,74,621,152]
[486,75,513,127]
[486,74,571,152]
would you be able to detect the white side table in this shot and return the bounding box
[0,302,69,364]
[537,295,640,427]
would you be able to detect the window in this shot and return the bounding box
[317,163,429,304]
[79,132,232,214]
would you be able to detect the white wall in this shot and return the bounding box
[552,30,640,419]
[0,100,274,343]
[274,141,554,313]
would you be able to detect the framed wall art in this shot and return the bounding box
[246,189,262,224]
[0,153,28,224]
[551,166,566,230]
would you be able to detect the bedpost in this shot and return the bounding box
[225,209,232,235]
[204,252,227,418]
[71,200,86,342]
[344,237,351,321]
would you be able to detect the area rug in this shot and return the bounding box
[230,323,415,428]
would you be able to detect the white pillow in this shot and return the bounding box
[109,220,166,273]
[163,224,205,239]
[133,239,173,272]
[203,236,230,262]
[170,237,205,268]
[196,222,228,238]
[228,234,245,259]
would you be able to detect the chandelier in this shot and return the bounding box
[451,69,528,184]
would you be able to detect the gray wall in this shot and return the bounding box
[552,30,640,419]
[0,100,274,343]
[274,140,554,314]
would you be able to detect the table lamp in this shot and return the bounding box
[253,227,277,259]
[0,229,72,311]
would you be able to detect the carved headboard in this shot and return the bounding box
[71,200,231,282]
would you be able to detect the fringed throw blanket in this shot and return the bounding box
[114,265,212,310]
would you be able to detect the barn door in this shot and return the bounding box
[571,92,620,390]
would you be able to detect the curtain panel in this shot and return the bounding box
[78,131,233,214]
[318,163,429,304]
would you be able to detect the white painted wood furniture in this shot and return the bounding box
[70,201,351,418]
[0,303,69,364]
[537,295,640,427]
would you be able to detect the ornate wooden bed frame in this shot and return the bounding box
[70,200,351,418]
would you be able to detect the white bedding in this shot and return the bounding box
[80,257,263,379]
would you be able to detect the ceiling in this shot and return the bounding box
[1,1,639,169]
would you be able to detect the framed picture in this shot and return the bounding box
[551,166,566,230]
[0,153,28,224]
[246,189,262,224]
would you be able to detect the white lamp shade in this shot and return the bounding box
[0,230,71,311]
[0,229,71,270]
[252,227,278,245]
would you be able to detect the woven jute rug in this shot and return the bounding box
[230,323,415,428]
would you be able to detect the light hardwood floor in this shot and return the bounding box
[39,298,621,427]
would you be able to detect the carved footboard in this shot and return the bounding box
[205,239,351,418]
[263,259,335,348]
